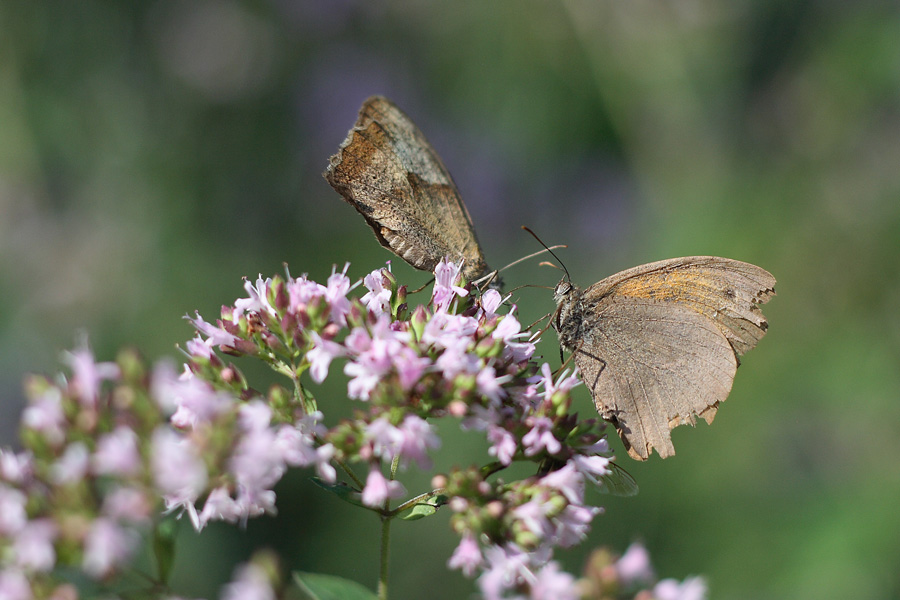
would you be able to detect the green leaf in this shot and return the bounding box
[311,477,365,508]
[399,493,448,520]
[600,462,639,497]
[293,572,378,600]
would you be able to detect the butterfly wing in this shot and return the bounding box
[324,96,490,282]
[572,257,775,460]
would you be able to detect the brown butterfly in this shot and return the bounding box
[324,96,492,285]
[552,257,775,460]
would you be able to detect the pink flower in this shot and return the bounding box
[654,576,708,600]
[101,486,153,523]
[82,518,138,578]
[432,260,468,310]
[198,486,243,528]
[323,266,352,325]
[221,562,275,600]
[478,544,532,600]
[92,427,141,477]
[492,313,535,363]
[151,428,208,525]
[229,403,284,518]
[21,388,65,446]
[234,276,275,316]
[476,366,509,404]
[448,534,483,577]
[486,426,517,466]
[360,468,406,507]
[0,568,30,600]
[151,361,234,427]
[571,454,611,485]
[522,417,561,456]
[397,415,441,469]
[50,442,89,485]
[530,561,579,600]
[307,332,346,383]
[540,463,584,504]
[0,485,27,535]
[13,519,57,572]
[615,542,654,586]
[553,504,599,548]
[0,450,33,484]
[186,312,239,349]
[63,341,120,408]
[479,289,504,319]
[361,268,392,315]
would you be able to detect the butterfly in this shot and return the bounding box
[552,257,775,460]
[324,96,493,286]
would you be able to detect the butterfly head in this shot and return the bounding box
[553,278,575,305]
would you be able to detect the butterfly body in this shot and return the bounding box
[553,257,775,460]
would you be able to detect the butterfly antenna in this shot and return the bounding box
[521,227,571,282]
[495,245,568,273]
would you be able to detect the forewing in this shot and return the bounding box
[324,96,489,281]
[573,296,737,460]
[595,257,775,356]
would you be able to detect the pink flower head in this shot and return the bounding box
[486,426,517,466]
[361,468,406,507]
[92,426,141,477]
[615,542,654,586]
[186,312,239,349]
[50,442,90,485]
[538,364,580,400]
[151,361,234,427]
[540,462,585,504]
[323,264,352,325]
[82,518,138,578]
[654,576,708,600]
[448,534,483,577]
[554,503,599,548]
[361,268,392,315]
[478,289,505,320]
[14,519,57,572]
[432,259,468,310]
[397,415,441,470]
[234,275,276,316]
[151,427,208,524]
[21,387,66,446]
[63,341,120,408]
[478,544,532,600]
[198,486,243,528]
[0,485,27,536]
[101,486,154,523]
[522,417,561,457]
[530,561,579,600]
[0,568,30,600]
[221,562,275,600]
[0,450,33,485]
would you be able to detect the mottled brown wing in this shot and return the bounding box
[324,96,490,282]
[575,257,775,460]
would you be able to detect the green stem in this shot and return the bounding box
[377,514,391,600]
[376,455,402,600]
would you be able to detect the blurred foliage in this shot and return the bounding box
[2,1,899,599]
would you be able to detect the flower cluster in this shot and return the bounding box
[0,259,705,600]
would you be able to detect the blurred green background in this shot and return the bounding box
[2,1,899,598]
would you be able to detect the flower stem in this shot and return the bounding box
[377,514,391,600]
[377,455,401,599]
